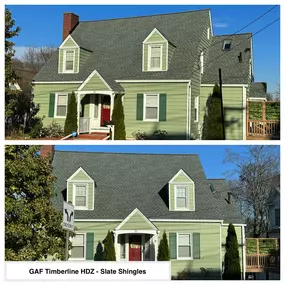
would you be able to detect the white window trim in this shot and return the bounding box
[143,93,160,122]
[194,96,199,123]
[54,92,68,118]
[177,233,193,260]
[69,232,86,260]
[63,48,76,73]
[147,44,163,71]
[200,51,204,75]
[207,27,210,40]
[174,185,190,211]
[73,183,88,210]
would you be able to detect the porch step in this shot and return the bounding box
[90,127,110,133]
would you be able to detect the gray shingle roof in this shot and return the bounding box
[34,9,210,85]
[52,151,243,224]
[202,33,252,84]
[249,82,267,98]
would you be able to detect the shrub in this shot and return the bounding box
[223,224,241,280]
[111,94,126,140]
[157,231,170,261]
[153,129,168,139]
[132,130,148,140]
[171,269,191,280]
[94,241,104,261]
[42,121,64,138]
[103,231,116,261]
[64,92,77,135]
[29,117,44,138]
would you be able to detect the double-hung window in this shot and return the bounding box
[71,234,85,259]
[64,49,75,72]
[56,94,68,117]
[144,94,159,121]
[177,233,192,259]
[175,185,189,210]
[149,45,162,70]
[74,184,88,210]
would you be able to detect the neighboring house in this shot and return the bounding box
[50,149,246,279]
[33,9,262,140]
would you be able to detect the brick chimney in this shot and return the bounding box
[40,145,55,161]
[63,12,79,41]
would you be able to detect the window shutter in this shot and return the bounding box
[193,233,200,259]
[169,233,177,259]
[136,93,144,120]
[159,94,167,121]
[48,93,55,117]
[86,232,94,260]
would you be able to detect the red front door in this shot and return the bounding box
[129,235,141,261]
[100,96,111,126]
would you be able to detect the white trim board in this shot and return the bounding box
[33,81,83,84]
[143,28,168,44]
[116,80,191,83]
[59,35,79,48]
[201,84,248,87]
[169,169,194,183]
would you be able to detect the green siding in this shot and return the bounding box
[58,47,79,73]
[154,222,221,279]
[120,212,155,230]
[200,86,244,140]
[146,30,166,42]
[33,83,80,127]
[70,169,91,181]
[171,171,193,183]
[62,37,78,47]
[80,49,91,67]
[121,82,188,139]
[169,183,195,211]
[81,73,110,92]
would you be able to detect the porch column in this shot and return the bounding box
[154,232,159,261]
[110,92,115,120]
[113,231,120,261]
[76,92,81,134]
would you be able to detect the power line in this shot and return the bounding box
[211,5,278,49]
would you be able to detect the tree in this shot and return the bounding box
[202,84,224,140]
[64,92,78,135]
[224,146,280,237]
[5,8,21,133]
[5,145,66,261]
[94,241,104,261]
[111,94,126,140]
[103,231,116,261]
[223,224,241,280]
[157,231,170,261]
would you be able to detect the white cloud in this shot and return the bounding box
[213,23,229,28]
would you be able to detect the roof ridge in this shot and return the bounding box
[79,8,210,23]
[214,32,252,38]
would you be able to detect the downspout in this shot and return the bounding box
[242,86,247,140]
[187,81,192,140]
[242,225,246,280]
[76,92,80,134]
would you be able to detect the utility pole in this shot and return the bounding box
[219,68,226,140]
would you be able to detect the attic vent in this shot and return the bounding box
[238,52,243,62]
[223,40,232,50]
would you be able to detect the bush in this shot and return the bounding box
[29,117,44,138]
[64,92,78,135]
[42,121,64,138]
[157,231,170,261]
[153,129,168,139]
[171,269,191,280]
[103,231,116,261]
[94,242,104,261]
[223,224,241,280]
[111,94,126,140]
[132,130,148,140]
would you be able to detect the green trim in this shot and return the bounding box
[159,93,167,121]
[48,93,55,117]
[136,93,144,120]
[169,232,177,259]
[193,232,200,259]
[86,232,94,260]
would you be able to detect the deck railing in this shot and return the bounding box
[79,117,91,134]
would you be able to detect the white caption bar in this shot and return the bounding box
[6,261,171,280]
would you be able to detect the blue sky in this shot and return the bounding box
[7,5,280,92]
[55,145,264,180]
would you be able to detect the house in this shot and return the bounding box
[33,9,260,140]
[50,148,246,279]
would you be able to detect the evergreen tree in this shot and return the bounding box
[94,241,104,261]
[64,92,78,135]
[157,231,170,261]
[202,83,224,140]
[5,8,21,133]
[111,94,126,140]
[103,231,116,261]
[223,224,241,280]
[5,146,67,260]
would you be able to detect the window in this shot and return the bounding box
[223,40,232,50]
[149,45,162,70]
[275,209,280,226]
[175,185,189,209]
[177,233,192,259]
[74,184,87,209]
[119,235,126,260]
[194,96,199,122]
[144,94,159,121]
[64,49,75,72]
[71,234,85,259]
[56,94,68,117]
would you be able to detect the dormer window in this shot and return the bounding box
[223,40,232,50]
[148,45,162,70]
[175,185,190,210]
[73,184,88,210]
[64,49,75,72]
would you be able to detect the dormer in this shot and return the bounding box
[58,35,80,74]
[142,28,174,72]
[168,169,195,211]
[66,167,94,210]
